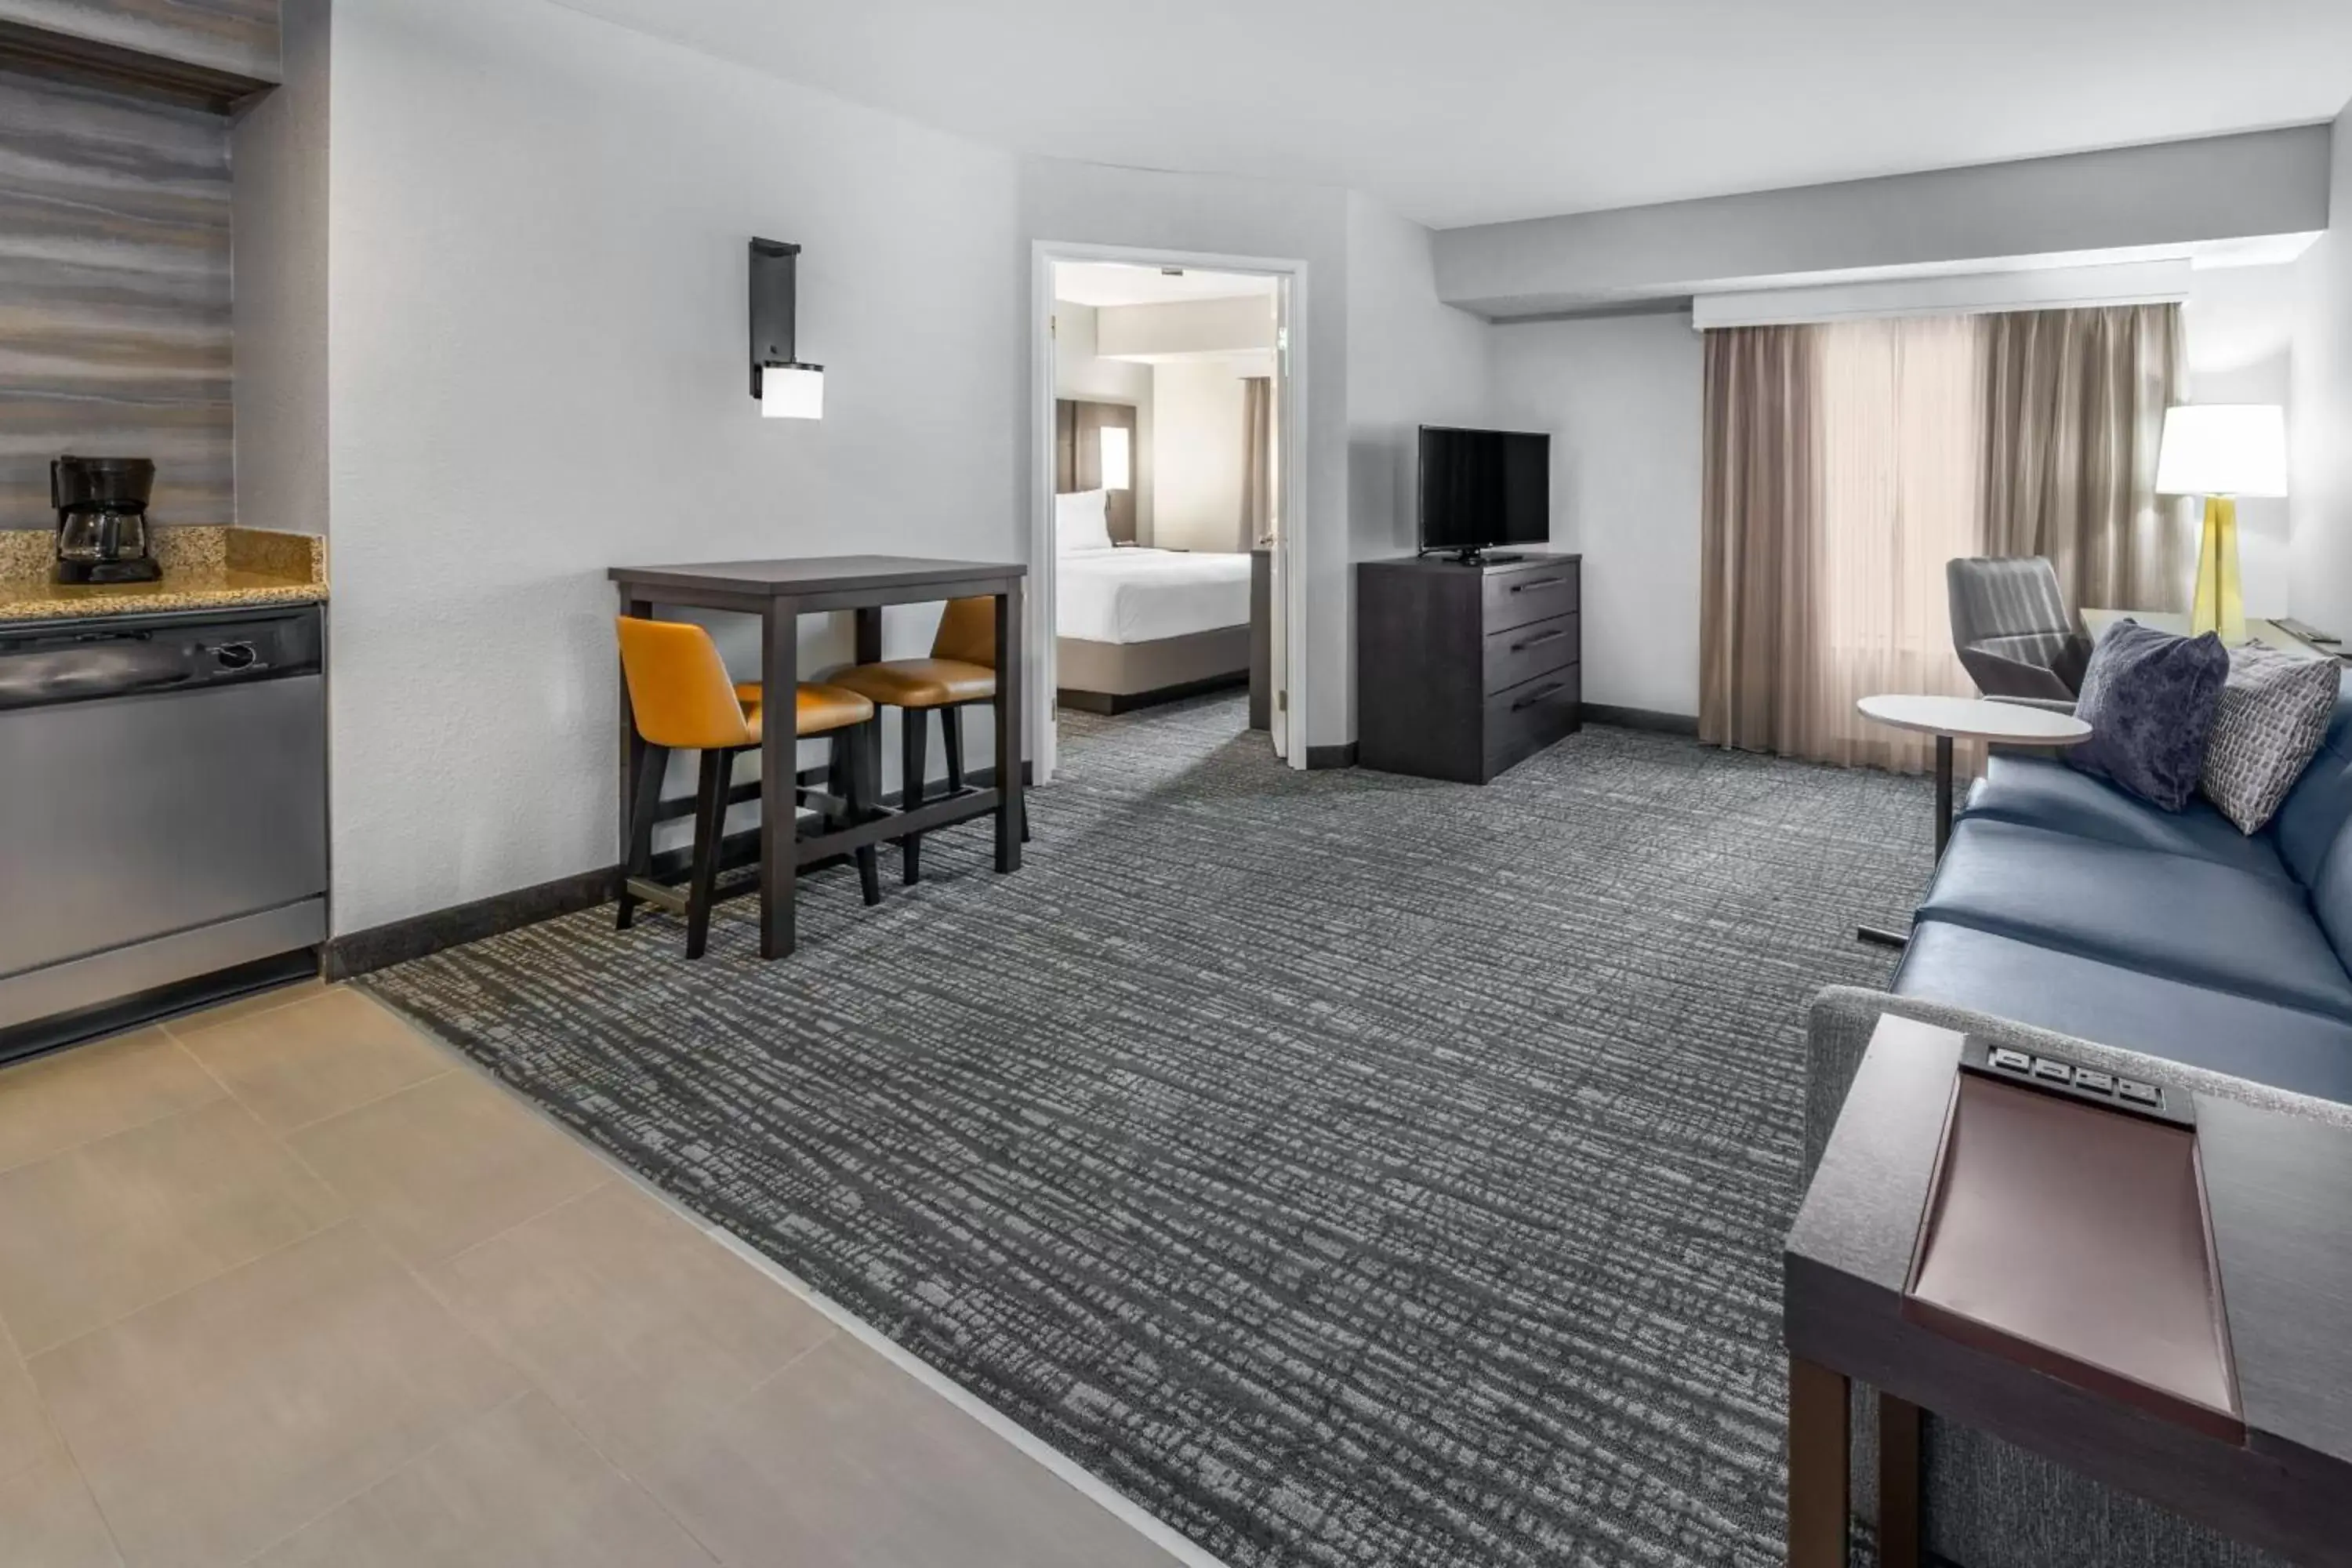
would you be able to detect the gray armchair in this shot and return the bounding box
[1947,557,2092,704]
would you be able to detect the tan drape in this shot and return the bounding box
[1980,305,2187,613]
[1240,376,1274,550]
[1700,325,1817,755]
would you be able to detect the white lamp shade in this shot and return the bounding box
[760,365,825,420]
[1100,426,1131,491]
[2155,404,2286,497]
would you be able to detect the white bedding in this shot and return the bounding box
[1057,548,1253,644]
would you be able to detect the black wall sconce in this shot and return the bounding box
[750,238,824,419]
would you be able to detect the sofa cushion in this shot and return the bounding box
[1916,818,2352,1022]
[2317,830,2352,965]
[2066,619,2229,811]
[1962,754,2293,884]
[1892,921,2352,1105]
[2270,668,2352,887]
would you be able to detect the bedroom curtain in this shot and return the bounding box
[1699,325,1819,757]
[1240,376,1275,550]
[1980,305,2188,615]
[1700,303,2183,775]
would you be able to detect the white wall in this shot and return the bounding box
[1097,296,1275,360]
[2183,264,2300,616]
[2293,105,2352,637]
[1020,154,1355,751]
[1051,300,1152,539]
[1490,312,1703,717]
[1345,194,1494,572]
[1436,126,2333,318]
[325,0,1020,935]
[230,0,329,538]
[1149,358,1253,553]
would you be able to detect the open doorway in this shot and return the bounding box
[1028,245,1307,779]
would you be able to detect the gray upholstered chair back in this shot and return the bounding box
[1947,557,2092,702]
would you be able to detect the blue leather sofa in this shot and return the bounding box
[1889,668,2352,1105]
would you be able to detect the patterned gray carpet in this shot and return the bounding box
[361,696,1926,1567]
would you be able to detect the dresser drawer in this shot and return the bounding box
[1483,561,1580,633]
[1483,612,1578,696]
[1483,663,1581,779]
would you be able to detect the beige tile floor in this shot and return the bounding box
[0,984,1195,1568]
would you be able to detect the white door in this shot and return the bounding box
[1269,278,1293,760]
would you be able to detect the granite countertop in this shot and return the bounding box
[0,526,328,625]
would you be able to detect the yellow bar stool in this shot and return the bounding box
[615,617,880,958]
[832,597,1018,884]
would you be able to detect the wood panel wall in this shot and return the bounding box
[0,65,232,529]
[0,0,279,82]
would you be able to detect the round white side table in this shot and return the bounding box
[1854,695,2092,949]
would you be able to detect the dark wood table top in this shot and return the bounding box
[608,556,1026,597]
[1786,1015,2352,1566]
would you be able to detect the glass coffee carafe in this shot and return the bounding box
[52,456,162,585]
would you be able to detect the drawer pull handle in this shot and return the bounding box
[1511,630,1567,652]
[1511,682,1568,712]
[1510,577,1566,593]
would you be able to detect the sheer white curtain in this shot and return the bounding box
[1809,317,1985,773]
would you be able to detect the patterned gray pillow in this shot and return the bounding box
[2198,643,2341,833]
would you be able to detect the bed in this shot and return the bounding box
[1054,490,1254,713]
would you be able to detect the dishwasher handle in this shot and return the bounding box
[0,641,195,709]
[0,608,320,713]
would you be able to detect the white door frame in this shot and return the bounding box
[1028,240,1312,780]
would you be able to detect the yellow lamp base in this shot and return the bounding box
[2190,495,2244,644]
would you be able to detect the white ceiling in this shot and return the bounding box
[549,0,2352,230]
[1053,263,1279,308]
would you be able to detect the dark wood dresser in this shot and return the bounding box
[1356,553,1581,784]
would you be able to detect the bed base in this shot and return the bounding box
[1057,626,1250,715]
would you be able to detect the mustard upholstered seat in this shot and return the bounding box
[828,659,996,710]
[615,618,882,956]
[831,597,1005,885]
[731,681,878,739]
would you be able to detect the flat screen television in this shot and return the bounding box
[1417,426,1551,561]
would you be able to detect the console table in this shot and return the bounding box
[1356,553,1581,783]
[1785,1014,2352,1568]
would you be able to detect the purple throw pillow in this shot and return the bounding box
[2066,619,2230,811]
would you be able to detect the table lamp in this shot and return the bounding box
[2155,404,2286,644]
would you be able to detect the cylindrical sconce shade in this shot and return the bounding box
[1100,426,1132,490]
[761,365,825,420]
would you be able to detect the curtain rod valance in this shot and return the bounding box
[1691,260,2191,332]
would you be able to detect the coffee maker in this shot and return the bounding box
[52,456,162,585]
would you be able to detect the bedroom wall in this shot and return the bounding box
[1052,300,1154,541]
[2183,263,2299,617]
[2292,101,2351,637]
[1489,310,1704,719]
[1342,192,1494,717]
[325,0,1022,935]
[1097,296,1275,360]
[1149,356,1258,554]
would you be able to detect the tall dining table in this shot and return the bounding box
[609,556,1027,959]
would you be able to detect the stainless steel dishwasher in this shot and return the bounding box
[0,604,328,1059]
